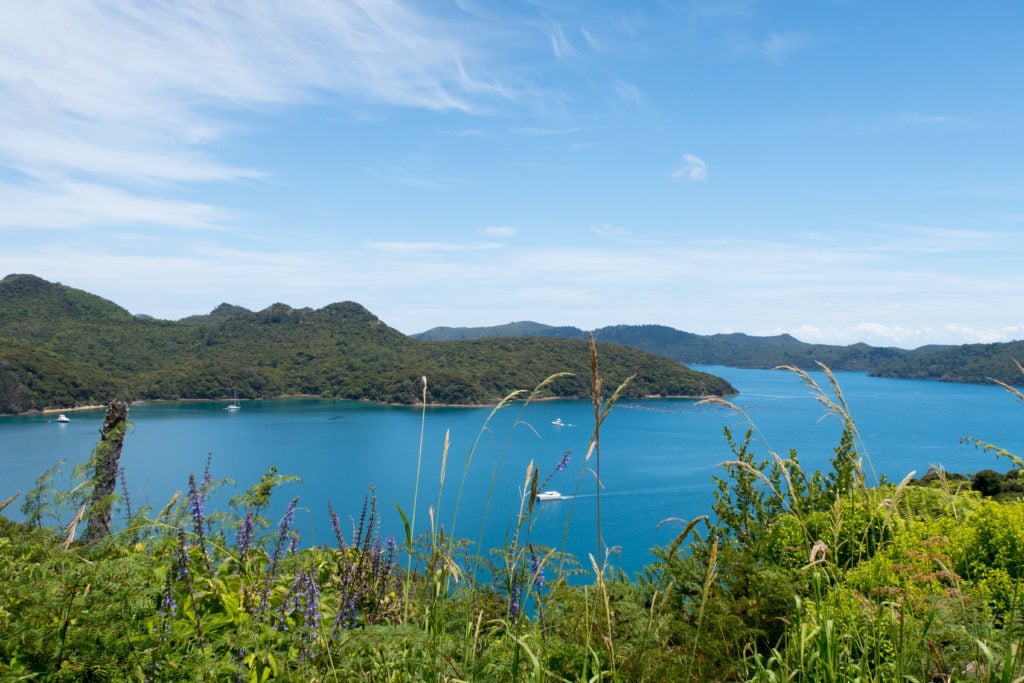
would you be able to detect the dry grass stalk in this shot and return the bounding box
[63,503,86,550]
[0,492,19,513]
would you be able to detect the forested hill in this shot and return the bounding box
[415,322,1024,386]
[0,274,735,414]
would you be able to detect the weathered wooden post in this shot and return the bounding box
[84,399,129,544]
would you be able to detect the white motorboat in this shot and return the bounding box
[552,418,565,427]
[56,414,70,423]
[536,490,563,501]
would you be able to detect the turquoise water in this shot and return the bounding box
[2,367,1022,575]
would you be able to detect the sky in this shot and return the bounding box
[1,1,1022,349]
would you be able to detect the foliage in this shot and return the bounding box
[416,319,1024,386]
[0,274,735,413]
[5,356,1024,681]
[971,468,1024,500]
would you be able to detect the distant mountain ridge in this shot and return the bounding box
[414,321,1024,386]
[0,274,735,414]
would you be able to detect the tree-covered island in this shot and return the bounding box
[0,274,735,414]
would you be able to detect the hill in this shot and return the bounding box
[0,275,735,414]
[869,340,1024,384]
[414,321,1022,385]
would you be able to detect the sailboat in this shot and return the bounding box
[226,390,241,411]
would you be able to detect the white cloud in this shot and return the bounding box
[509,126,584,137]
[547,23,577,61]
[0,1,517,230]
[363,240,502,252]
[672,153,708,182]
[481,225,518,237]
[829,220,999,254]
[590,224,655,245]
[733,31,809,63]
[4,226,1021,345]
[762,322,1024,349]
[580,26,602,51]
[0,128,264,184]
[940,324,1024,344]
[893,113,964,126]
[514,286,599,305]
[365,166,446,189]
[0,181,234,230]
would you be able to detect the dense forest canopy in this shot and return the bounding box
[416,321,1024,385]
[0,274,735,414]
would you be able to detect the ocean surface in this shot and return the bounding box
[2,366,1022,576]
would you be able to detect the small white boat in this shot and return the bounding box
[552,418,565,427]
[56,414,70,423]
[536,490,563,501]
[226,390,241,411]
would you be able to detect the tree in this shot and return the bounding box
[84,400,129,544]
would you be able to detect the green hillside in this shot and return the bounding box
[414,320,918,370]
[870,340,1024,383]
[415,320,1023,385]
[0,275,735,413]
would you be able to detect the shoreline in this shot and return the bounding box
[6,389,737,417]
[40,404,107,415]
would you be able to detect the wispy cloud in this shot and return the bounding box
[480,225,518,237]
[893,113,965,126]
[547,22,577,60]
[672,153,708,182]
[769,322,1024,348]
[0,182,234,230]
[0,1,516,228]
[580,26,602,51]
[509,126,585,137]
[830,220,999,254]
[363,240,502,252]
[448,125,584,138]
[733,31,809,63]
[0,129,265,184]
[590,224,655,245]
[5,227,1020,344]
[610,79,643,105]
[365,165,446,189]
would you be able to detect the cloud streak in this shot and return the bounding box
[363,240,502,252]
[0,182,234,230]
[732,31,809,63]
[7,224,1017,348]
[0,1,516,228]
[480,225,518,237]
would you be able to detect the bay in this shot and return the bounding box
[1,366,1022,576]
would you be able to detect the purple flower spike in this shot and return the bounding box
[509,585,521,620]
[556,450,571,472]
[530,550,545,590]
[237,508,255,559]
[301,565,321,637]
[174,528,191,581]
[269,498,299,576]
[328,500,346,550]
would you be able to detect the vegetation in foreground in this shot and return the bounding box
[3,352,1024,681]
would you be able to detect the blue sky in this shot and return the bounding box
[1,1,1022,348]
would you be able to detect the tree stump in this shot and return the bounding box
[84,400,129,544]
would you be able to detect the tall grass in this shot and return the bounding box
[5,359,1024,680]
